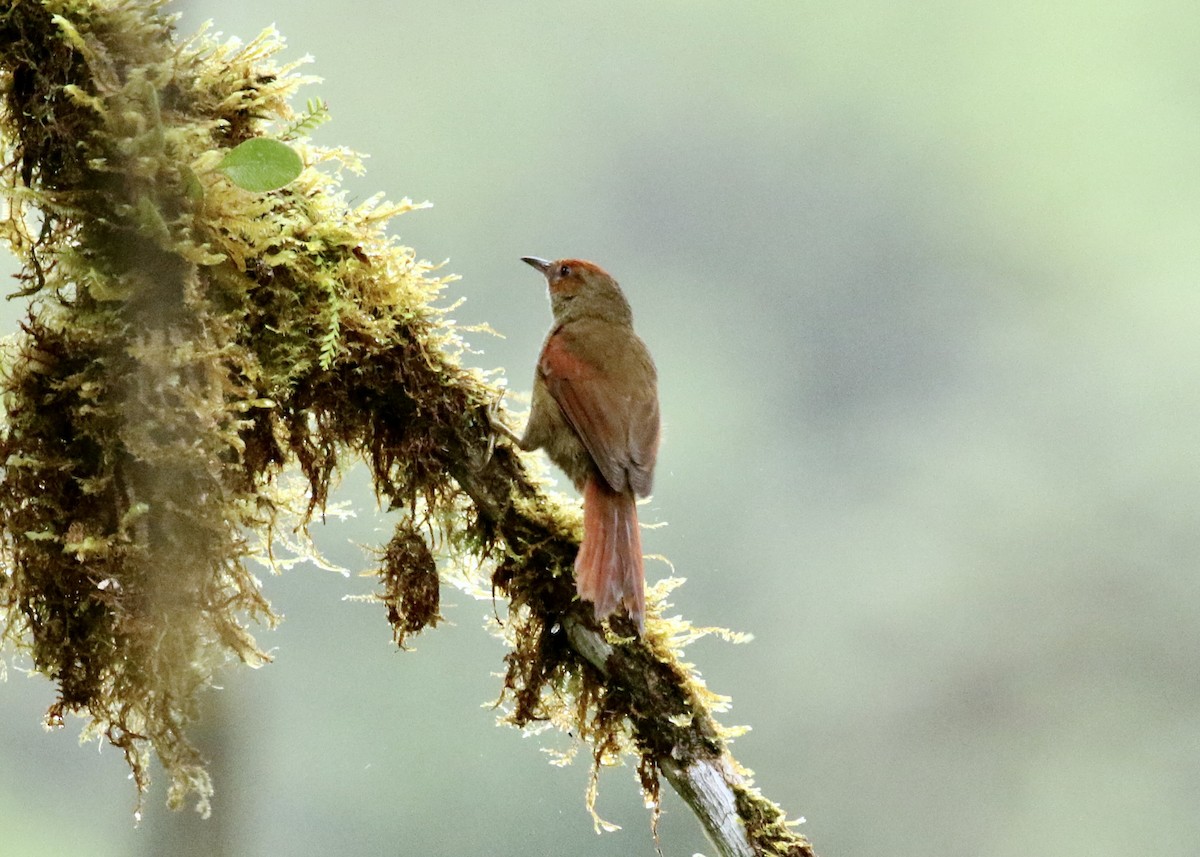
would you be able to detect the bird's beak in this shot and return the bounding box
[521,256,551,275]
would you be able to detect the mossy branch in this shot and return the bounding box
[0,2,813,854]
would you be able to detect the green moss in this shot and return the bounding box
[734,784,815,857]
[0,1,453,813]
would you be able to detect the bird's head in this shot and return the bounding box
[521,256,632,323]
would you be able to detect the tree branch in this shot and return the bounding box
[451,451,811,856]
[0,1,814,854]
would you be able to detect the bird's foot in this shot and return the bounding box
[487,392,523,447]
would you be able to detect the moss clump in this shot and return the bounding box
[735,784,815,857]
[377,523,441,647]
[0,1,463,813]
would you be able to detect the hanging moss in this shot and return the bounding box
[0,0,457,814]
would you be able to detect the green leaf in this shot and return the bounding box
[216,138,303,192]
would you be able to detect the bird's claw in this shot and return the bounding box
[469,393,522,472]
[488,392,523,447]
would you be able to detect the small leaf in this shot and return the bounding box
[217,138,303,192]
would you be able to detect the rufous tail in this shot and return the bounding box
[575,476,645,634]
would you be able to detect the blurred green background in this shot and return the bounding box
[3,1,1200,854]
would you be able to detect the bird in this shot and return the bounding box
[516,256,660,634]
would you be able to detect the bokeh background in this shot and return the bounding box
[3,1,1200,855]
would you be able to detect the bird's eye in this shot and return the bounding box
[558,264,571,278]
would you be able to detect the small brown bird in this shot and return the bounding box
[518,256,660,634]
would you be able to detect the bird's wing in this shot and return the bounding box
[539,320,659,495]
